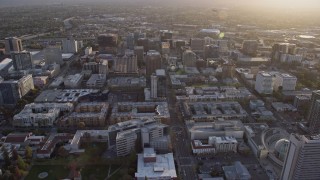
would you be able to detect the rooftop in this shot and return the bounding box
[135,148,177,179]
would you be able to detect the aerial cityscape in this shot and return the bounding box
[0,0,320,179]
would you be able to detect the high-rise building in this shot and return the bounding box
[0,74,34,106]
[204,44,219,60]
[151,74,158,99]
[242,40,258,56]
[137,38,149,52]
[255,72,274,94]
[160,30,173,42]
[182,50,197,67]
[11,51,33,71]
[4,37,23,55]
[271,43,296,62]
[97,34,118,54]
[307,90,320,134]
[126,33,135,50]
[62,37,78,53]
[281,134,320,180]
[114,55,138,74]
[222,63,236,79]
[44,47,63,65]
[134,46,144,66]
[146,50,161,76]
[190,38,205,52]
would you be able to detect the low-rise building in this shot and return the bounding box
[272,102,297,112]
[33,76,49,88]
[13,103,74,127]
[64,74,84,88]
[223,161,251,180]
[187,120,245,140]
[208,136,238,153]
[182,101,247,121]
[111,102,170,124]
[37,133,74,158]
[60,102,109,127]
[135,148,177,180]
[86,74,106,88]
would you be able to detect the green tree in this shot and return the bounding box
[25,146,33,160]
[17,156,28,170]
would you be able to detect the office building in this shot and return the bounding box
[204,44,219,60]
[44,47,63,65]
[161,42,170,54]
[146,50,161,76]
[274,73,297,91]
[187,120,245,140]
[126,33,135,50]
[86,74,106,88]
[190,38,205,52]
[0,74,34,106]
[62,37,78,53]
[255,72,274,94]
[242,40,258,56]
[137,38,149,52]
[271,43,296,62]
[135,148,177,180]
[150,74,158,99]
[182,50,197,67]
[223,161,251,180]
[307,90,320,134]
[114,55,138,74]
[4,37,23,55]
[208,136,238,153]
[281,134,320,180]
[64,74,84,88]
[215,40,229,53]
[11,51,33,71]
[222,63,236,79]
[97,34,117,54]
[134,46,144,65]
[116,129,138,156]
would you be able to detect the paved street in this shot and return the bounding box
[166,75,198,180]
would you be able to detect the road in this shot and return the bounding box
[166,75,198,180]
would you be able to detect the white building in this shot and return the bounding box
[274,73,297,91]
[85,47,92,55]
[135,148,177,180]
[208,136,238,153]
[255,72,274,94]
[281,134,320,180]
[150,74,158,99]
[64,74,84,88]
[116,129,138,157]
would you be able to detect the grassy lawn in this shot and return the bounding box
[81,165,109,180]
[25,165,69,180]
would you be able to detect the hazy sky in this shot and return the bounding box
[1,0,320,9]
